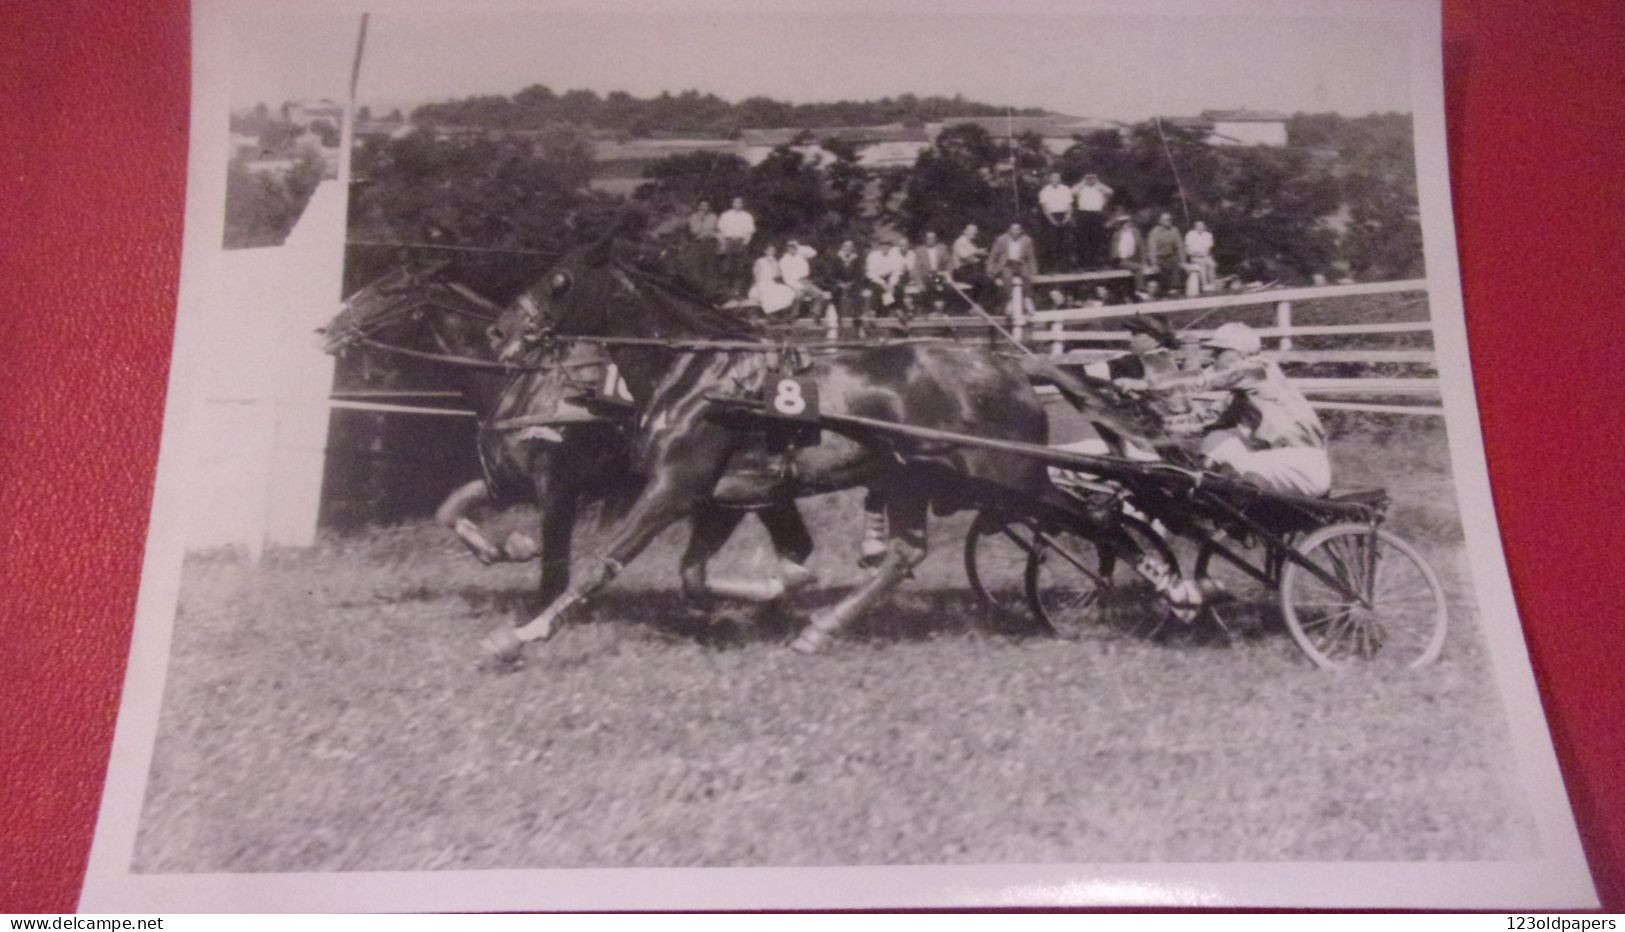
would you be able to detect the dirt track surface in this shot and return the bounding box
[134,427,1535,872]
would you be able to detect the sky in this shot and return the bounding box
[228,2,1417,122]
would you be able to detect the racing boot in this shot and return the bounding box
[858,503,888,569]
[1134,553,1208,623]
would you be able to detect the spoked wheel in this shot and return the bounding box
[1279,523,1448,671]
[963,510,1042,621]
[1024,514,1168,641]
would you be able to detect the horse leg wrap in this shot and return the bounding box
[454,518,504,565]
[790,611,844,654]
[704,576,787,603]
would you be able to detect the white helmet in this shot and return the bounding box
[1203,321,1262,355]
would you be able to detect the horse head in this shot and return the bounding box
[491,212,749,364]
[321,260,499,359]
[489,235,625,363]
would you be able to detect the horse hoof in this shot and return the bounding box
[480,627,526,665]
[502,531,539,562]
[789,622,834,654]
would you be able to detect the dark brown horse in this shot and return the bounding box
[481,235,1085,659]
[322,262,819,613]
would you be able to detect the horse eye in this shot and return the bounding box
[550,272,572,298]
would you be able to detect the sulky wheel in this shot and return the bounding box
[1278,523,1448,671]
[963,509,1042,621]
[1024,514,1167,641]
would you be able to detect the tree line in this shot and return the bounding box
[410,86,1047,138]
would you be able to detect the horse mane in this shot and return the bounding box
[607,246,761,341]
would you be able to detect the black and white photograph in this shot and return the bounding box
[81,0,1596,911]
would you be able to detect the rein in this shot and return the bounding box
[559,334,949,352]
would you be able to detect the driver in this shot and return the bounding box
[1144,321,1331,498]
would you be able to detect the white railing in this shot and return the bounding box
[769,277,1441,415]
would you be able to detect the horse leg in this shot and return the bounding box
[757,500,817,592]
[533,472,579,609]
[686,500,818,602]
[858,489,888,568]
[481,478,699,662]
[437,479,506,565]
[791,484,928,654]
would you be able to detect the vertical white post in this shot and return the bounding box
[1049,320,1064,356]
[1276,300,1293,351]
[824,301,840,341]
[1010,281,1026,343]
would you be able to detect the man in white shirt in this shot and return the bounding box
[716,196,756,297]
[1184,220,1217,292]
[778,238,828,316]
[1071,173,1114,268]
[865,238,906,311]
[1037,171,1076,272]
[948,223,990,307]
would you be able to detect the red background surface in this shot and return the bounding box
[1,0,1622,913]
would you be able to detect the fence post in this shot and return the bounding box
[824,301,840,342]
[1010,281,1026,343]
[1276,301,1293,351]
[1049,319,1064,356]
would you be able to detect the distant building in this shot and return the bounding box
[1163,109,1289,147]
[283,98,345,129]
[738,124,932,168]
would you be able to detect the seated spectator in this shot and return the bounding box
[748,243,797,318]
[986,221,1038,313]
[687,199,719,241]
[779,239,829,317]
[949,223,990,306]
[819,239,866,316]
[865,237,907,314]
[909,230,951,309]
[1106,207,1147,297]
[1145,211,1187,295]
[1184,220,1217,292]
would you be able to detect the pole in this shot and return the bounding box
[337,13,370,191]
[1153,116,1191,226]
[943,278,1035,357]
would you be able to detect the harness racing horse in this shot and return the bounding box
[322,262,820,612]
[481,234,1083,660]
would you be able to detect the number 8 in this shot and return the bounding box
[773,379,806,416]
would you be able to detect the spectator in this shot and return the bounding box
[986,221,1038,312]
[820,238,866,316]
[910,230,951,309]
[1184,220,1217,292]
[779,238,829,316]
[1146,211,1187,295]
[1037,171,1076,272]
[948,223,990,306]
[865,237,907,314]
[1071,173,1114,268]
[684,199,720,282]
[748,243,796,317]
[717,196,757,296]
[687,199,719,241]
[1106,207,1147,296]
